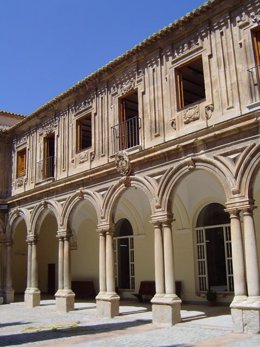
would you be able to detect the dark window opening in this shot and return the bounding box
[44,134,55,178]
[114,219,134,290]
[17,148,26,178]
[176,57,206,109]
[117,91,139,150]
[76,113,92,152]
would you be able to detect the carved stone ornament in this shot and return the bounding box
[78,150,88,164]
[183,105,200,124]
[119,78,136,96]
[15,177,25,189]
[39,117,58,136]
[173,36,200,60]
[205,104,214,120]
[90,151,95,161]
[170,118,177,130]
[15,135,27,147]
[251,9,260,24]
[236,11,250,27]
[115,151,132,176]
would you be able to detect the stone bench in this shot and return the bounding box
[71,280,96,299]
[133,280,182,302]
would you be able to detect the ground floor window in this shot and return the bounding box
[114,219,135,290]
[195,203,233,293]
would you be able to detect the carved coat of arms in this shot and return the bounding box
[115,151,132,176]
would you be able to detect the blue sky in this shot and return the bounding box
[0,0,206,116]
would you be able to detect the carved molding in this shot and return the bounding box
[38,117,58,136]
[251,8,260,24]
[205,104,214,120]
[183,105,200,124]
[173,36,201,60]
[115,151,132,176]
[170,118,177,130]
[15,177,26,189]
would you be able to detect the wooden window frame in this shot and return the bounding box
[76,113,92,153]
[252,27,260,75]
[16,148,27,178]
[176,56,206,110]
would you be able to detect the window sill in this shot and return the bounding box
[35,177,55,186]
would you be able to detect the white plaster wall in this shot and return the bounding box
[37,215,58,293]
[71,219,99,293]
[12,221,27,293]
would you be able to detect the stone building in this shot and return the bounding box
[0,0,260,333]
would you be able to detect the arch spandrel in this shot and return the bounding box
[30,199,62,237]
[61,189,103,229]
[158,157,234,213]
[101,175,159,224]
[7,207,31,240]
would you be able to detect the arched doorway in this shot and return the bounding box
[195,203,232,293]
[114,219,134,290]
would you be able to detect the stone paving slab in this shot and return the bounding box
[0,300,259,346]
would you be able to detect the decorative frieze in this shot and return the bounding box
[183,105,200,124]
[38,116,58,136]
[173,36,201,60]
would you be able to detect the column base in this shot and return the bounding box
[231,296,260,333]
[24,288,41,307]
[4,288,14,304]
[55,289,75,313]
[151,294,182,326]
[0,296,3,305]
[96,291,120,318]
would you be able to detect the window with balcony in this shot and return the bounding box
[176,56,206,109]
[37,133,55,181]
[16,148,26,178]
[76,113,92,152]
[112,91,139,152]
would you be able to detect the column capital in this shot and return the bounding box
[97,222,114,235]
[150,212,173,226]
[26,234,38,243]
[57,229,71,239]
[225,198,255,215]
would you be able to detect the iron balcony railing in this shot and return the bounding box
[112,116,140,153]
[248,64,260,104]
[37,156,55,181]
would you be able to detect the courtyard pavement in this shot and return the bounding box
[0,298,260,346]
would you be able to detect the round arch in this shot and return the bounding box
[31,199,62,237]
[158,157,234,213]
[102,175,158,224]
[6,208,31,240]
[61,189,102,229]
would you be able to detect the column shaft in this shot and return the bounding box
[163,222,176,294]
[27,242,32,288]
[230,212,247,296]
[58,238,64,290]
[243,210,260,297]
[31,241,38,288]
[63,238,71,290]
[106,231,115,293]
[154,224,165,294]
[6,242,13,291]
[99,232,106,292]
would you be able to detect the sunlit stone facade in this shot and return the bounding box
[0,0,260,333]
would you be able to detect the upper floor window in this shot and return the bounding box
[112,91,139,153]
[76,113,92,152]
[252,27,260,75]
[176,56,206,109]
[16,148,26,178]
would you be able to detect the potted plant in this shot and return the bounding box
[206,288,217,306]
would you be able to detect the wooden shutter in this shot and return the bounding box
[176,70,184,109]
[17,149,26,177]
[253,29,260,76]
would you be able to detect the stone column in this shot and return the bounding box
[55,232,75,313]
[153,222,164,295]
[242,208,260,298]
[99,231,106,293]
[229,210,247,299]
[4,241,14,303]
[58,237,64,290]
[151,216,181,326]
[24,236,40,307]
[0,240,3,304]
[96,223,119,318]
